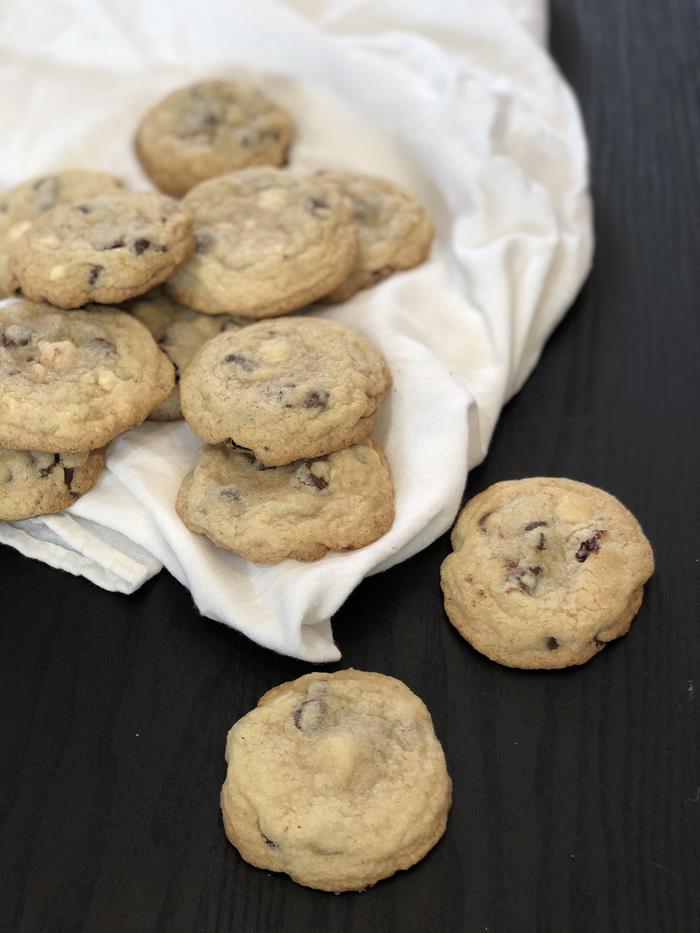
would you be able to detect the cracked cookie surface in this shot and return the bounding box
[440,477,654,669]
[176,439,394,563]
[10,191,195,308]
[0,169,123,299]
[135,80,293,197]
[220,669,451,892]
[0,447,106,521]
[0,301,175,451]
[321,172,434,302]
[126,290,244,420]
[165,168,357,317]
[180,316,390,465]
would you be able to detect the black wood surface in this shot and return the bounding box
[1,1,699,931]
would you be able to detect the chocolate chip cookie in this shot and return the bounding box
[165,168,358,317]
[0,447,106,521]
[0,170,124,299]
[135,80,294,197]
[0,301,175,452]
[180,316,391,465]
[440,477,655,669]
[321,172,435,302]
[10,191,195,308]
[126,290,244,420]
[176,439,394,563]
[220,670,452,892]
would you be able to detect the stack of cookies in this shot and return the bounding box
[0,79,435,556]
[175,316,395,563]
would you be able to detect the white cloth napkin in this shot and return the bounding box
[0,0,593,661]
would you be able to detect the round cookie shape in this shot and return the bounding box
[440,477,655,669]
[0,447,106,521]
[0,301,175,452]
[176,440,394,563]
[180,316,391,465]
[164,168,358,317]
[0,169,123,299]
[220,669,452,892]
[134,80,294,197]
[127,290,244,420]
[321,172,435,302]
[10,191,195,308]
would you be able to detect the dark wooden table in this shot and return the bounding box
[2,2,699,931]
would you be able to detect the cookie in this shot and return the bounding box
[135,80,294,197]
[220,670,451,892]
[180,316,391,465]
[0,447,106,521]
[176,439,394,563]
[0,301,175,452]
[440,477,655,669]
[126,290,244,420]
[321,172,434,302]
[10,191,195,308]
[0,169,123,299]
[165,168,358,317]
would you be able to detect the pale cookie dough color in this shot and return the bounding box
[322,172,435,302]
[0,170,124,299]
[440,477,655,669]
[135,80,294,197]
[165,168,358,317]
[220,670,452,892]
[0,447,106,521]
[127,290,243,420]
[180,317,391,465]
[10,191,195,308]
[0,301,174,452]
[176,440,394,563]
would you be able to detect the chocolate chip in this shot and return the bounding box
[88,265,103,286]
[306,196,329,214]
[304,389,329,409]
[524,520,548,531]
[133,238,151,255]
[224,353,255,371]
[196,230,213,253]
[172,361,180,383]
[478,510,493,532]
[88,337,116,353]
[33,177,60,212]
[63,467,74,490]
[536,533,546,551]
[154,244,169,253]
[297,461,329,490]
[1,324,33,348]
[74,204,91,214]
[103,238,124,250]
[575,530,605,562]
[40,454,60,478]
[505,562,543,595]
[220,486,242,500]
[293,697,328,732]
[546,636,559,650]
[32,176,56,192]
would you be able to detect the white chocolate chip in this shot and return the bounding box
[49,265,66,281]
[556,494,594,524]
[8,221,32,241]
